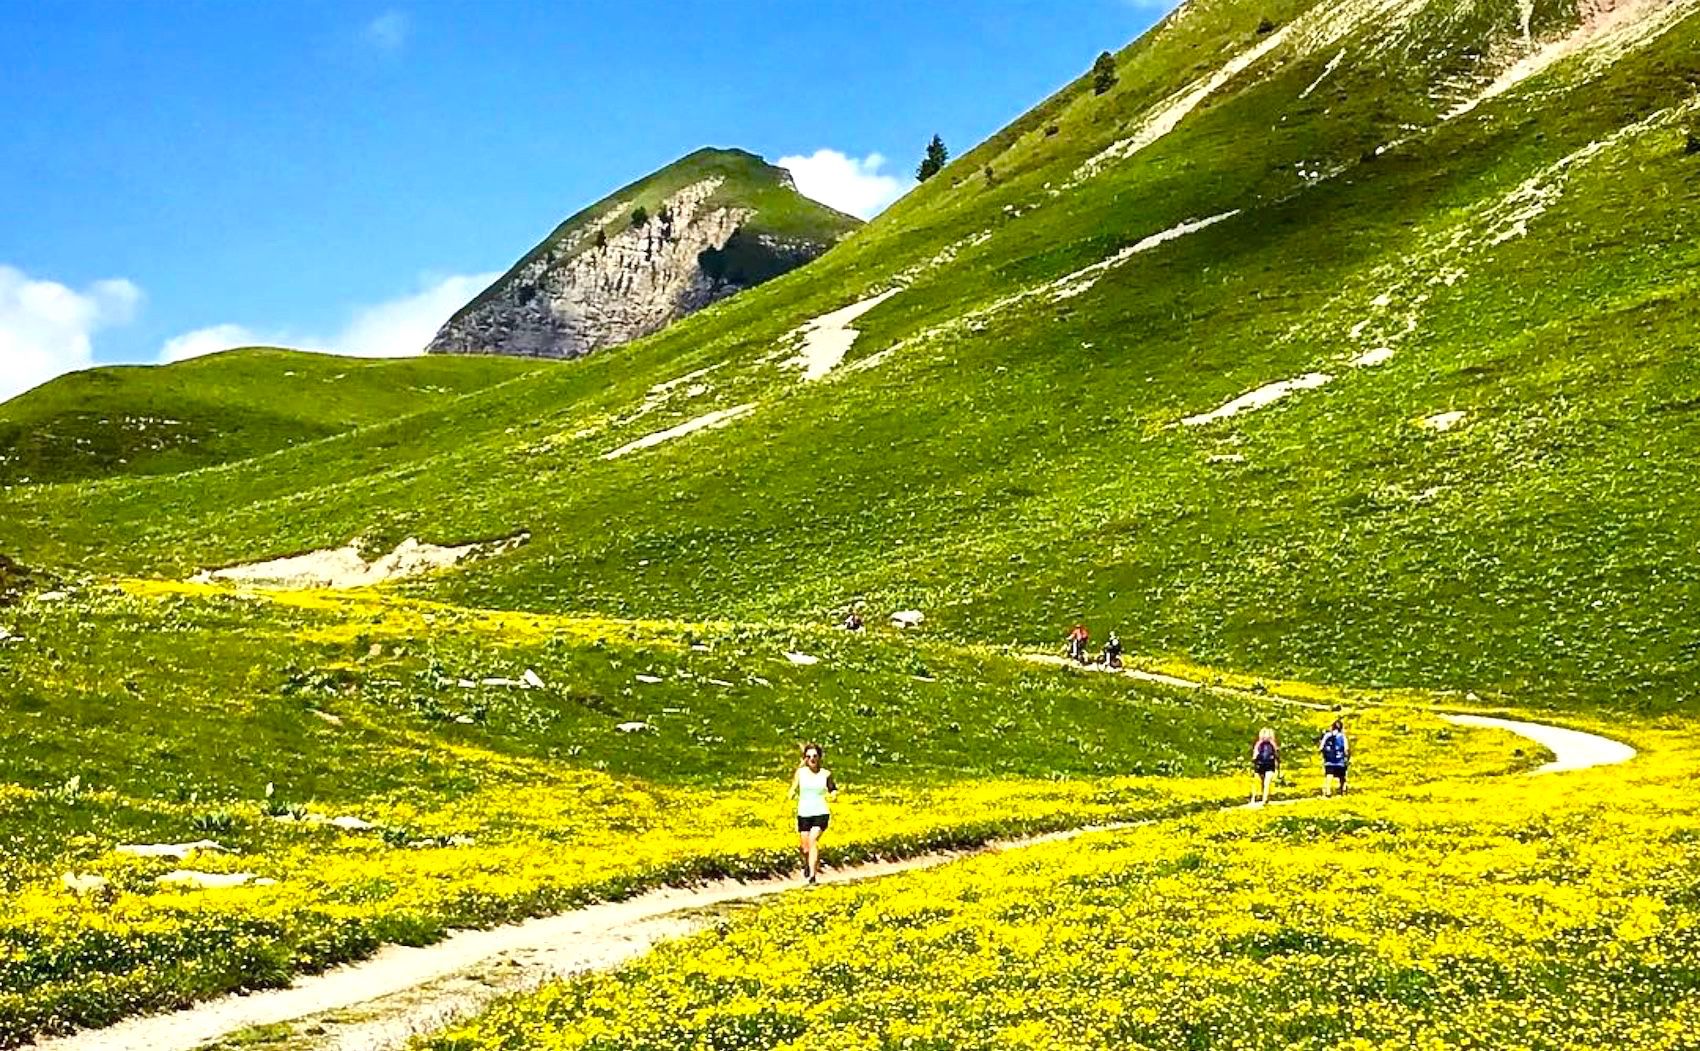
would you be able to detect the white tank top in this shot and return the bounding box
[797,767,831,817]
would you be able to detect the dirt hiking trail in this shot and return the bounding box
[28,691,1632,1051]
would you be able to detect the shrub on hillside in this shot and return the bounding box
[630,206,649,228]
[1092,51,1118,95]
[916,135,949,182]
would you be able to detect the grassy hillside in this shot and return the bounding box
[0,349,544,483]
[1,0,1696,1044]
[3,0,1695,712]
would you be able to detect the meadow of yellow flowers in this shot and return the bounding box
[429,721,1694,1051]
[0,580,1532,1043]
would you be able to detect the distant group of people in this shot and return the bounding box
[780,625,1355,885]
[1249,718,1350,805]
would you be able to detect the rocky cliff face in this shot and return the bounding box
[427,164,854,360]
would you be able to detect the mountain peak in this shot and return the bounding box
[426,148,859,360]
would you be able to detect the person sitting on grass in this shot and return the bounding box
[787,743,838,885]
[1251,727,1280,806]
[1320,718,1350,797]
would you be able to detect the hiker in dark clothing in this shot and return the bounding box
[1320,718,1350,797]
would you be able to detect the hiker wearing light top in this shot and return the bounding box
[1251,727,1280,806]
[787,743,838,884]
[1320,718,1350,797]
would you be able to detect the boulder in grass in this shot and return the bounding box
[616,721,651,733]
[890,610,925,629]
[329,816,374,831]
[522,668,546,689]
[783,651,820,665]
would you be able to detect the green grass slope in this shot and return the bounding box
[0,349,544,484]
[5,0,1695,1039]
[4,0,1699,714]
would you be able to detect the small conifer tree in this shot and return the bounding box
[916,134,949,182]
[1092,51,1118,95]
[631,206,649,227]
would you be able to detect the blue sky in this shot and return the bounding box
[1,1,1169,399]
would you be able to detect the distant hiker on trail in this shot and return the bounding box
[1101,632,1123,670]
[1251,727,1280,806]
[787,743,838,885]
[1066,624,1090,664]
[1320,718,1350,797]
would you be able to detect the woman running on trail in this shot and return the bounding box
[1251,727,1280,806]
[1320,718,1350,797]
[787,743,837,884]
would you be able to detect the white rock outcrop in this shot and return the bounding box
[427,166,847,360]
[194,533,527,590]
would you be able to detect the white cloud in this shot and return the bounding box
[778,149,904,220]
[159,323,262,363]
[330,272,498,357]
[158,271,498,365]
[0,265,142,402]
[365,9,410,52]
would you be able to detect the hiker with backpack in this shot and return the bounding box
[1250,727,1280,805]
[1320,718,1350,797]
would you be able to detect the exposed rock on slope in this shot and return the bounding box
[427,148,860,360]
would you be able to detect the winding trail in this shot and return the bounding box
[1441,711,1636,772]
[27,679,1634,1051]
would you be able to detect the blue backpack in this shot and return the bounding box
[1322,731,1346,765]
